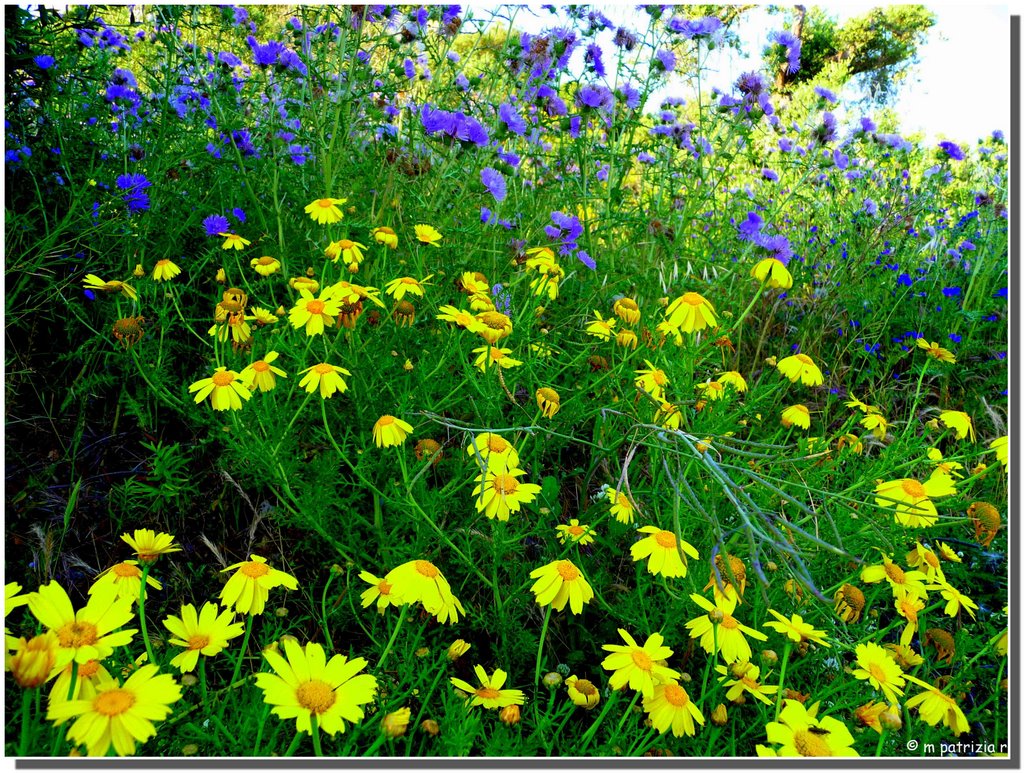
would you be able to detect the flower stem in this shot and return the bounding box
[284,729,304,757]
[875,728,888,756]
[377,605,409,671]
[199,657,208,705]
[533,606,553,691]
[606,690,642,751]
[17,688,33,757]
[578,690,619,755]
[229,615,253,688]
[774,641,793,720]
[310,713,323,757]
[138,563,157,667]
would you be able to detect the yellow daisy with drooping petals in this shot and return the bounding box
[83,274,138,301]
[121,530,180,562]
[373,415,414,448]
[250,255,281,276]
[716,661,779,705]
[473,345,523,373]
[240,351,287,393]
[529,560,594,614]
[565,675,601,709]
[298,362,351,399]
[219,232,251,250]
[436,305,484,333]
[219,555,298,616]
[860,555,928,601]
[916,338,955,363]
[665,292,718,333]
[635,360,670,400]
[764,609,830,647]
[450,665,524,709]
[600,629,679,698]
[931,581,978,620]
[385,275,433,301]
[371,226,398,248]
[685,592,767,663]
[989,435,1008,467]
[384,560,464,625]
[152,259,182,282]
[49,659,112,706]
[938,410,975,442]
[860,413,888,439]
[776,353,824,386]
[47,664,182,757]
[255,639,377,736]
[906,542,945,582]
[781,404,810,430]
[751,258,793,289]
[585,310,616,341]
[643,681,705,737]
[717,371,748,393]
[162,602,244,673]
[89,561,161,603]
[475,310,513,344]
[555,519,596,546]
[895,594,925,647]
[304,197,347,225]
[27,582,136,669]
[325,239,366,266]
[466,432,520,471]
[630,526,699,578]
[473,467,542,521]
[874,471,956,528]
[906,680,969,735]
[852,642,906,704]
[607,488,637,524]
[188,367,252,411]
[358,571,404,615]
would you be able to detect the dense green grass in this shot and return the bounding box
[4,4,1009,759]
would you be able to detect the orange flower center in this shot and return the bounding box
[652,370,668,386]
[868,664,888,683]
[378,416,396,427]
[662,683,690,707]
[924,552,940,568]
[296,679,337,714]
[415,560,439,579]
[480,312,510,330]
[112,563,141,578]
[631,650,653,671]
[93,688,136,717]
[400,277,418,285]
[212,371,235,387]
[720,615,739,630]
[257,256,275,265]
[187,635,211,651]
[338,239,354,249]
[491,474,519,495]
[901,480,926,498]
[654,531,677,549]
[681,292,704,306]
[793,729,833,757]
[306,300,326,315]
[476,686,501,700]
[557,561,580,581]
[377,580,393,595]
[252,361,270,373]
[57,621,98,649]
[567,525,585,537]
[313,363,334,375]
[487,436,510,453]
[574,679,597,696]
[884,562,906,584]
[316,199,334,208]
[79,661,101,679]
[489,347,505,362]
[241,561,270,578]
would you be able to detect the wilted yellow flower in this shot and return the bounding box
[916,338,955,363]
[536,387,561,418]
[776,354,824,386]
[372,415,414,448]
[751,258,793,289]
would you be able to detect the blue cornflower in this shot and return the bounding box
[654,49,676,72]
[859,116,876,132]
[34,54,55,70]
[498,102,527,136]
[814,86,838,103]
[637,151,656,164]
[577,250,595,270]
[288,144,309,165]
[948,333,962,343]
[762,168,778,182]
[938,141,965,160]
[768,29,801,73]
[115,172,151,214]
[994,286,1008,299]
[231,208,246,224]
[863,198,878,216]
[577,84,614,111]
[896,273,912,287]
[480,167,507,202]
[941,286,962,298]
[584,43,605,77]
[203,214,230,237]
[617,82,640,110]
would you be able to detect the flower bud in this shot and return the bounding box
[761,649,778,665]
[447,639,470,661]
[9,632,57,689]
[542,672,563,688]
[381,708,412,738]
[711,704,728,726]
[134,264,145,278]
[499,705,521,725]
[709,608,725,624]
[420,719,440,736]
[879,707,902,731]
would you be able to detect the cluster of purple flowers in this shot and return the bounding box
[78,18,132,52]
[767,29,801,73]
[115,173,151,214]
[544,211,593,269]
[737,211,793,263]
[420,105,489,147]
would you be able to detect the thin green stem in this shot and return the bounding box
[229,615,253,689]
[139,564,157,667]
[17,688,33,757]
[377,605,409,671]
[774,642,792,721]
[310,713,323,757]
[533,606,553,692]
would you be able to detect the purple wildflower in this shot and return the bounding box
[938,141,965,161]
[115,173,151,214]
[203,214,230,237]
[481,167,507,202]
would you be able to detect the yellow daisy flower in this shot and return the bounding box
[219,555,298,616]
[916,338,955,363]
[716,661,779,705]
[436,304,484,333]
[372,415,414,448]
[414,224,442,246]
[297,362,351,399]
[764,699,858,757]
[358,571,403,615]
[685,591,767,662]
[371,226,398,248]
[240,351,287,393]
[776,353,824,386]
[781,404,811,430]
[859,412,888,439]
[152,259,181,282]
[120,529,180,563]
[465,432,520,471]
[565,675,601,709]
[938,410,975,441]
[585,310,616,340]
[82,274,138,301]
[49,659,111,706]
[188,367,252,411]
[89,561,161,603]
[450,665,524,709]
[473,467,542,521]
[219,232,251,250]
[555,519,595,546]
[630,526,699,578]
[643,681,705,737]
[751,257,793,289]
[906,682,969,736]
[607,488,637,524]
[162,602,244,672]
[250,255,281,276]
[763,610,830,647]
[600,629,679,698]
[874,471,956,528]
[384,560,464,625]
[324,238,366,266]
[472,345,522,373]
[860,555,928,601]
[475,310,513,343]
[634,360,669,400]
[26,582,135,669]
[851,642,906,704]
[289,288,341,336]
[989,435,1008,467]
[254,639,377,736]
[384,275,433,301]
[304,197,347,225]
[612,296,641,324]
[8,631,59,688]
[664,291,718,333]
[528,560,594,614]
[717,371,748,393]
[46,664,182,757]
[536,387,561,418]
